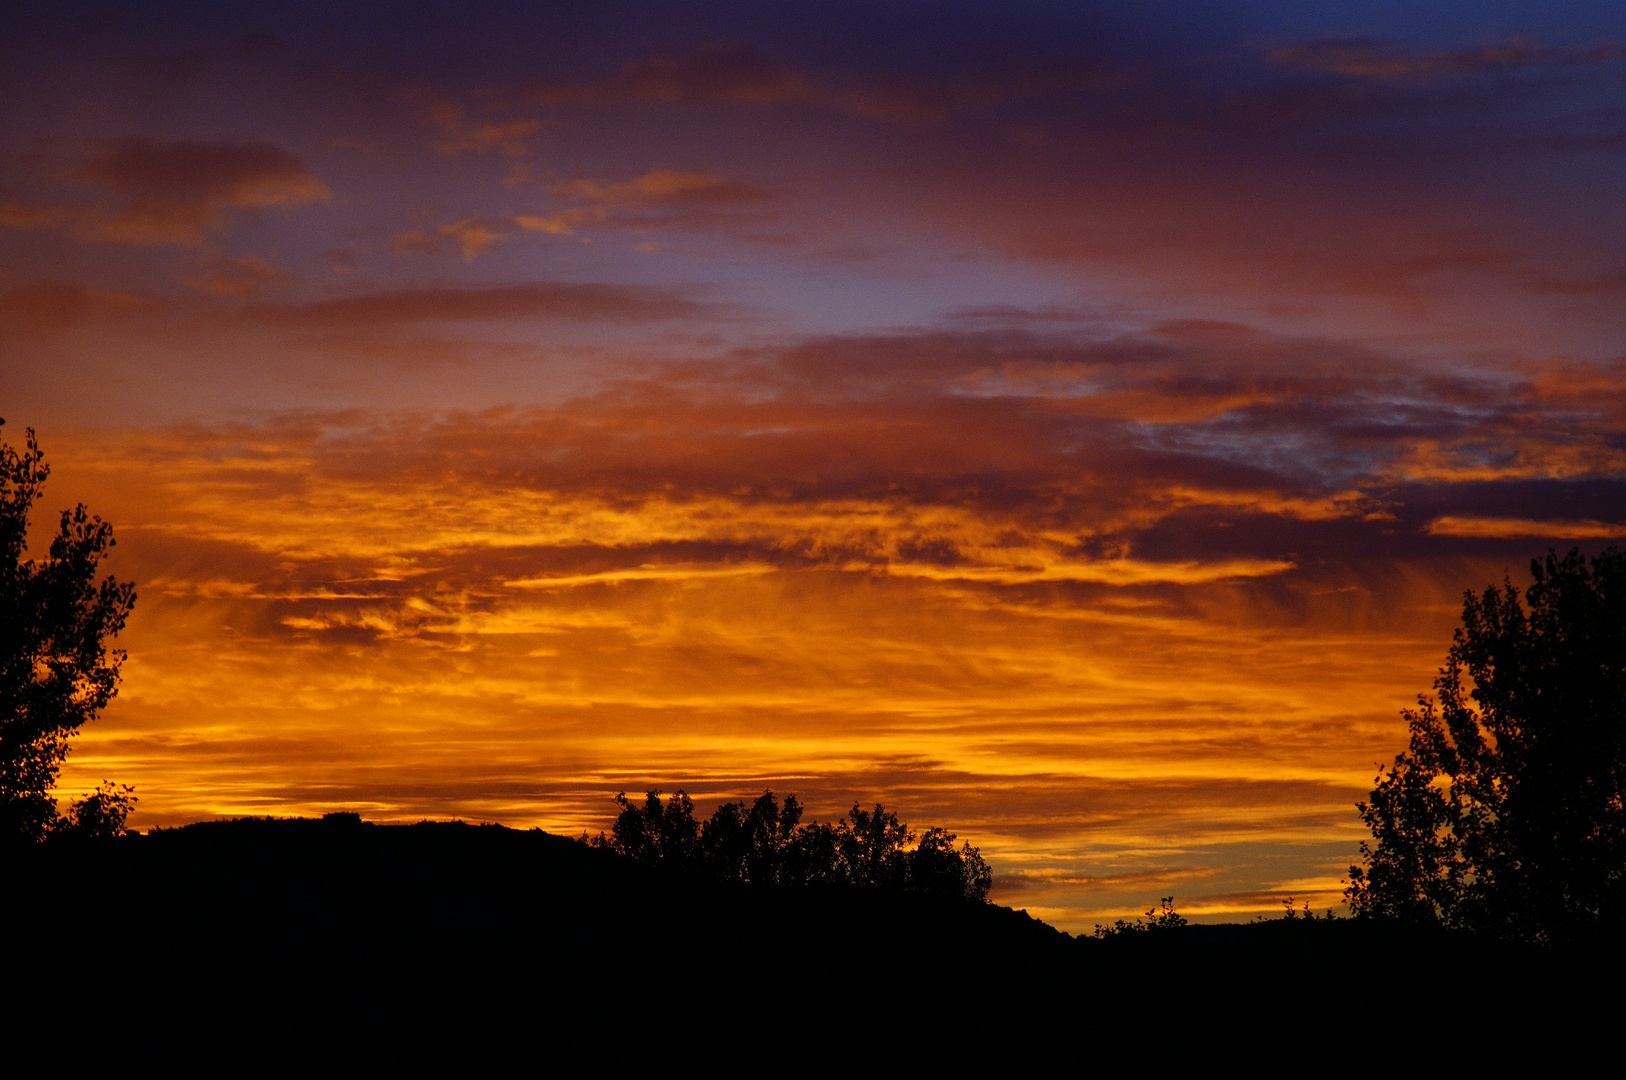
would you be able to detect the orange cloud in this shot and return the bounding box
[183,255,288,297]
[391,218,508,260]
[419,98,542,156]
[1425,516,1626,539]
[516,169,774,237]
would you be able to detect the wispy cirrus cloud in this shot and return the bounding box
[515,169,774,237]
[248,281,717,326]
[521,44,1125,123]
[389,217,510,261]
[66,319,1626,582]
[1424,515,1626,539]
[378,172,775,260]
[416,96,543,156]
[524,44,932,122]
[1270,35,1623,81]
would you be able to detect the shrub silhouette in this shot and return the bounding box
[1093,896,1187,937]
[595,789,992,901]
[1272,896,1337,922]
[49,780,136,841]
[1348,547,1626,941]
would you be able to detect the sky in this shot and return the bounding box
[3,0,1625,928]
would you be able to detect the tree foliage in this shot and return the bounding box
[595,789,993,902]
[1347,548,1626,940]
[51,781,138,841]
[1,422,137,842]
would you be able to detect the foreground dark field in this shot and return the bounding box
[5,816,1618,1064]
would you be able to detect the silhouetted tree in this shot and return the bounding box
[593,789,993,901]
[50,780,136,840]
[1348,548,1626,940]
[836,802,913,888]
[908,826,993,902]
[700,789,803,884]
[607,790,701,868]
[1,422,137,842]
[783,819,844,886]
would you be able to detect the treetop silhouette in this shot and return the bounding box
[594,789,992,901]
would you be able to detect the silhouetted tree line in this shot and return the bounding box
[589,789,993,902]
[1094,895,1343,936]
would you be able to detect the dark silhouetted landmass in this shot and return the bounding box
[4,814,1620,1066]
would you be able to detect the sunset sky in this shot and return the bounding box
[4,1,1625,928]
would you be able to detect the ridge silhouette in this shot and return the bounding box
[4,813,1619,1066]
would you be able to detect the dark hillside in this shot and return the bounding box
[4,817,1617,1064]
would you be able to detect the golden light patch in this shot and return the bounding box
[1425,515,1626,539]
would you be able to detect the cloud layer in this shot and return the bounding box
[5,0,1625,927]
[39,317,1626,926]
